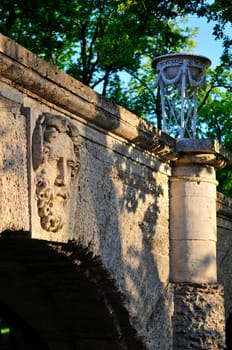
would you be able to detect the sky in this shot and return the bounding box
[95,15,231,94]
[184,15,232,68]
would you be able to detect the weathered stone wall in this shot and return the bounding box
[0,33,231,350]
[0,96,29,232]
[217,192,232,321]
[73,133,172,349]
[0,34,173,349]
[173,284,225,349]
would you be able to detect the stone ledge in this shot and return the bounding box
[217,192,232,221]
[0,33,176,161]
[1,34,231,167]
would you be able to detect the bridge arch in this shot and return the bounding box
[0,232,144,350]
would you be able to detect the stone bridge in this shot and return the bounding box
[0,33,232,350]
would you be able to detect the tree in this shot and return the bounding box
[0,0,231,195]
[0,0,230,93]
[197,69,232,196]
[196,0,232,66]
[0,0,207,92]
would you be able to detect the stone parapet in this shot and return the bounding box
[0,33,231,350]
[0,34,173,348]
[0,33,176,161]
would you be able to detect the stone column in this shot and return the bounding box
[170,158,218,283]
[170,139,226,350]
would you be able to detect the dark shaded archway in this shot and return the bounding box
[0,302,49,350]
[226,313,232,349]
[0,232,145,350]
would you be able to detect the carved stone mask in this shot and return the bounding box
[32,113,80,232]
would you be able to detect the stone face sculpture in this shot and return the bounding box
[32,113,80,232]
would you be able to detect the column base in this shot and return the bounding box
[173,283,225,350]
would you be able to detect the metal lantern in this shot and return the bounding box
[152,54,211,138]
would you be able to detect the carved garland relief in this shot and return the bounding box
[32,113,80,232]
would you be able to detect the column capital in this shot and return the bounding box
[173,138,232,169]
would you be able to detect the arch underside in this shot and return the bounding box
[0,232,144,350]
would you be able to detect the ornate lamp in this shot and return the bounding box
[152,54,211,138]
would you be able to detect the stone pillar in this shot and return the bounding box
[170,161,218,283]
[170,139,226,350]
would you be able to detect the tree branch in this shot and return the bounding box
[197,86,214,112]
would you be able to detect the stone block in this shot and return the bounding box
[170,240,217,283]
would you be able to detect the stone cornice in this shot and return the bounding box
[0,33,177,161]
[0,34,231,168]
[174,138,232,169]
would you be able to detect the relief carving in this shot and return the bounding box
[32,113,80,232]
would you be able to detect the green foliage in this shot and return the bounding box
[0,0,82,67]
[107,20,196,126]
[197,70,232,197]
[0,0,231,196]
[194,0,232,66]
[0,0,204,89]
